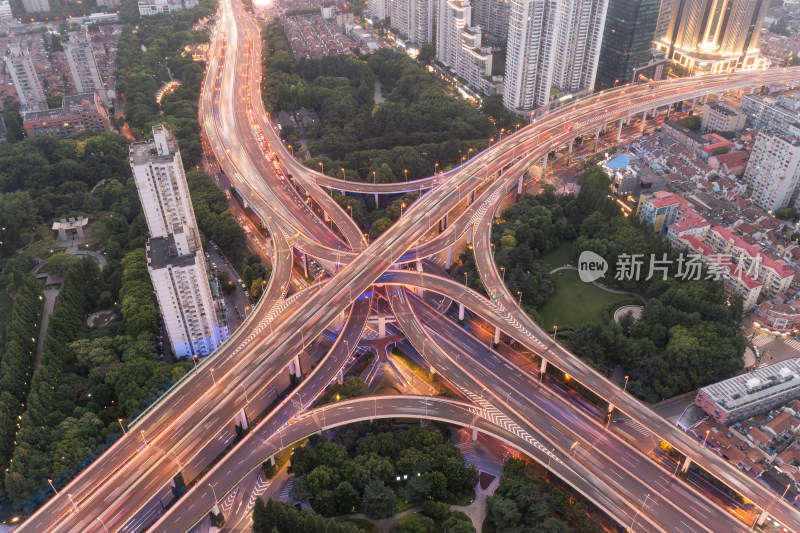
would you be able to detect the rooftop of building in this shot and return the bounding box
[699,358,800,411]
[707,101,741,117]
[146,234,197,270]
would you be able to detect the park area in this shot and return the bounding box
[536,269,641,331]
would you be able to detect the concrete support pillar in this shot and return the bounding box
[541,153,548,176]
[292,355,302,378]
[471,190,476,203]
[429,365,436,375]
[374,193,379,206]
[593,128,600,151]
[472,427,479,441]
[717,92,723,101]
[567,138,574,163]
[336,368,343,385]
[640,110,647,133]
[324,211,329,222]
[446,245,452,269]
[701,93,708,104]
[757,511,769,526]
[517,176,523,194]
[301,252,308,278]
[466,225,473,243]
[341,190,346,196]
[268,455,275,466]
[378,316,387,338]
[625,113,632,126]
[445,213,449,228]
[416,260,423,272]
[235,407,249,430]
[617,118,623,142]
[540,358,548,376]
[680,456,692,473]
[607,403,614,414]
[334,311,346,331]
[493,326,500,345]
[691,97,697,111]
[458,302,465,321]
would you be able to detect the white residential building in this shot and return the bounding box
[131,125,201,243]
[146,233,226,358]
[743,133,800,213]
[437,0,496,94]
[0,1,13,19]
[5,44,47,112]
[367,0,389,20]
[390,0,434,45]
[64,32,107,104]
[138,0,198,16]
[131,126,227,358]
[21,0,49,12]
[503,0,607,113]
[473,0,510,39]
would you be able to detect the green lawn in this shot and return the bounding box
[540,241,574,271]
[0,290,13,317]
[536,269,639,330]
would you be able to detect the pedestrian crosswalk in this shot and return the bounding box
[751,333,800,352]
[618,417,651,437]
[456,440,479,466]
[278,477,293,502]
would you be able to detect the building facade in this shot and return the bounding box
[367,0,389,20]
[595,0,661,89]
[130,126,227,358]
[473,0,510,39]
[23,93,112,139]
[5,44,47,112]
[390,0,433,45]
[64,32,107,104]
[694,358,800,424]
[138,0,198,15]
[653,0,672,41]
[437,0,495,93]
[503,0,608,113]
[755,301,800,334]
[741,94,800,135]
[700,101,746,132]
[744,133,800,213]
[0,0,13,19]
[656,0,770,75]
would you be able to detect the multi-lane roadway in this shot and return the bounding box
[15,0,800,530]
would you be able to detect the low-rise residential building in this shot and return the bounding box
[138,0,198,15]
[701,102,746,133]
[22,92,111,139]
[708,150,750,176]
[694,358,800,424]
[742,93,800,135]
[755,301,800,334]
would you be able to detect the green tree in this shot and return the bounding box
[363,480,397,519]
[338,376,368,400]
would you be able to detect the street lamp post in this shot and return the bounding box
[239,383,249,403]
[400,202,406,217]
[210,368,216,385]
[702,430,710,447]
[67,493,78,512]
[500,266,505,283]
[117,418,126,434]
[517,291,522,305]
[140,430,148,448]
[208,483,220,514]
[552,325,558,340]
[48,479,58,494]
[404,168,408,182]
[630,493,651,531]
[318,161,323,174]
[569,441,579,454]
[96,517,109,532]
[464,272,468,286]
[623,375,629,392]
